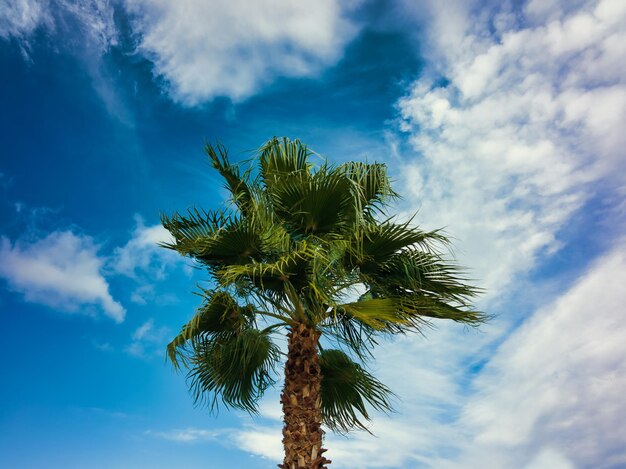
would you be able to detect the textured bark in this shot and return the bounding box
[279,324,330,469]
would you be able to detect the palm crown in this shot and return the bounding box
[161,137,484,467]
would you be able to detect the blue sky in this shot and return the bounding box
[1,1,625,468]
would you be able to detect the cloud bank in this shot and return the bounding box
[396,0,626,298]
[441,241,626,468]
[0,230,125,322]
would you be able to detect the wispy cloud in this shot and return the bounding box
[0,0,135,123]
[123,0,361,104]
[0,0,117,52]
[110,215,184,306]
[146,427,226,443]
[0,0,51,43]
[110,215,177,280]
[125,318,169,358]
[231,424,282,461]
[0,230,125,321]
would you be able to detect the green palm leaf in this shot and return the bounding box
[196,217,264,266]
[188,328,280,413]
[259,136,312,183]
[320,349,393,433]
[205,143,253,215]
[337,298,410,330]
[160,208,230,256]
[166,290,255,369]
[370,250,482,306]
[339,161,397,214]
[268,167,359,238]
[349,221,448,273]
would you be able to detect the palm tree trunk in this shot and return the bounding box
[279,323,330,469]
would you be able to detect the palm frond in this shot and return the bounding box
[321,313,379,361]
[350,221,449,273]
[160,208,231,257]
[268,167,360,239]
[339,161,398,214]
[259,137,312,184]
[188,328,280,413]
[368,250,483,307]
[205,143,253,215]
[336,298,411,330]
[166,290,255,369]
[196,217,264,267]
[216,241,312,291]
[320,349,393,433]
[396,295,487,325]
[332,293,484,337]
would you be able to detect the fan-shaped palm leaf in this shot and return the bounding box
[339,161,397,215]
[166,290,255,369]
[319,349,393,432]
[205,143,254,216]
[188,328,280,413]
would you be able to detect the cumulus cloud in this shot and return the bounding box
[123,0,361,104]
[396,0,626,298]
[0,230,125,322]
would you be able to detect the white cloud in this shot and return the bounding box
[123,0,361,104]
[108,216,184,308]
[440,241,626,468]
[395,0,626,298]
[110,215,177,280]
[231,425,282,461]
[4,1,362,106]
[133,318,155,340]
[0,230,125,322]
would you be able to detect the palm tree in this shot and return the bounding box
[161,137,484,468]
